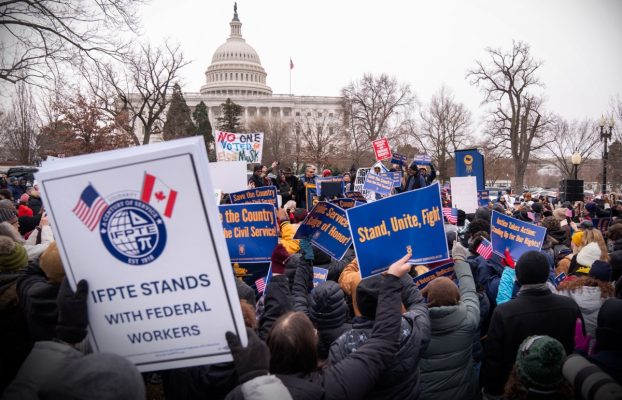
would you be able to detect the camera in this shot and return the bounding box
[562,354,622,400]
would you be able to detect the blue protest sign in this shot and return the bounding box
[414,154,432,165]
[344,191,367,202]
[490,210,546,262]
[380,171,403,188]
[229,186,278,208]
[413,260,455,289]
[313,267,329,287]
[294,201,352,260]
[305,184,319,211]
[478,190,490,207]
[347,183,449,278]
[554,272,567,287]
[390,153,407,166]
[362,173,394,196]
[330,198,356,209]
[219,203,278,263]
[316,176,344,197]
[455,149,485,191]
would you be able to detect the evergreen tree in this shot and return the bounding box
[608,140,622,191]
[217,98,242,133]
[163,83,196,140]
[193,101,215,161]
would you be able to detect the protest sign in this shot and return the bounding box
[294,201,352,260]
[344,191,367,203]
[414,154,433,166]
[215,130,263,163]
[372,138,392,161]
[554,272,567,287]
[35,137,246,372]
[455,149,485,191]
[229,186,278,208]
[347,183,449,278]
[362,173,394,196]
[391,153,407,166]
[380,171,403,188]
[313,267,329,288]
[490,210,547,262]
[330,198,364,209]
[306,184,319,211]
[478,190,490,207]
[413,260,455,289]
[450,176,479,213]
[219,203,278,263]
[316,176,345,198]
[207,161,247,193]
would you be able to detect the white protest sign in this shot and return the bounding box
[36,137,246,372]
[450,176,479,214]
[207,161,248,193]
[215,130,263,163]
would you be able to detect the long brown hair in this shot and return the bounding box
[267,311,319,375]
[504,366,573,400]
[557,276,614,299]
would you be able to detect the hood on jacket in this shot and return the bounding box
[309,281,348,329]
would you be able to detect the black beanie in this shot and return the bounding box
[356,275,383,319]
[516,251,550,285]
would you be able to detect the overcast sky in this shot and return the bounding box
[140,0,622,128]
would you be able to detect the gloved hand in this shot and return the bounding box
[56,278,89,344]
[299,239,314,262]
[226,327,270,383]
[574,318,591,354]
[452,240,469,262]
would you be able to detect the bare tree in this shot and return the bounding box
[102,42,189,144]
[295,111,344,169]
[246,115,292,166]
[0,82,39,164]
[543,118,599,178]
[417,85,471,182]
[611,94,622,142]
[468,41,553,190]
[342,73,416,147]
[0,0,144,87]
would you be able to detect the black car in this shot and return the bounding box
[7,166,38,184]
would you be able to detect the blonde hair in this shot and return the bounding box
[581,229,609,262]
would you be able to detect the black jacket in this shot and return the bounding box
[28,196,43,215]
[314,247,356,282]
[481,287,581,395]
[16,261,60,341]
[328,276,430,400]
[163,363,238,400]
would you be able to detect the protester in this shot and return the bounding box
[247,165,272,188]
[419,242,480,400]
[276,172,293,204]
[297,166,316,208]
[17,195,33,218]
[481,251,582,397]
[282,168,299,204]
[584,298,622,383]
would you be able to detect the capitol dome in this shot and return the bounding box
[200,5,272,97]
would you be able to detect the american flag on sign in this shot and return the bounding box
[442,207,458,224]
[255,277,266,294]
[72,184,108,231]
[476,238,493,259]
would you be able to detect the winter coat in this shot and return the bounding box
[259,272,405,400]
[279,221,300,255]
[419,260,480,400]
[610,238,622,281]
[23,225,53,261]
[163,363,238,400]
[556,285,605,339]
[472,290,490,363]
[16,261,60,341]
[473,253,504,306]
[258,275,293,340]
[481,287,581,395]
[0,273,32,392]
[314,247,356,282]
[225,375,293,400]
[329,276,430,400]
[292,261,351,359]
[27,196,42,216]
[17,204,33,218]
[496,267,517,306]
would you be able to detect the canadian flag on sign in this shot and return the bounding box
[141,173,178,218]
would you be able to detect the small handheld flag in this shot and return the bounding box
[442,207,458,224]
[476,238,493,259]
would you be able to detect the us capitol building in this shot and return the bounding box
[141,5,343,143]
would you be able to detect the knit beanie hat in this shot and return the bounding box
[39,241,65,283]
[309,281,348,329]
[356,275,383,319]
[515,251,550,285]
[422,277,460,307]
[0,236,28,272]
[589,260,612,282]
[19,193,29,203]
[270,244,289,275]
[576,242,601,270]
[571,231,584,247]
[515,335,565,392]
[322,169,331,177]
[595,298,622,352]
[0,207,17,224]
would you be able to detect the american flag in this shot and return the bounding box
[255,277,266,294]
[72,184,108,231]
[442,207,458,224]
[477,238,493,259]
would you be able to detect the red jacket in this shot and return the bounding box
[17,204,33,217]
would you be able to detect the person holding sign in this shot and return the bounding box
[226,254,413,399]
[402,161,436,192]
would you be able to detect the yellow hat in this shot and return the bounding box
[571,231,584,247]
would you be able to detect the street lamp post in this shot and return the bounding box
[599,115,615,194]
[571,152,582,180]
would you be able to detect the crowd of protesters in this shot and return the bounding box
[1,162,622,400]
